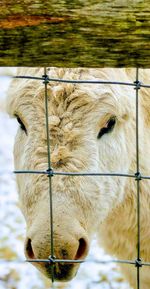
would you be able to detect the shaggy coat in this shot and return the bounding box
[7,68,150,289]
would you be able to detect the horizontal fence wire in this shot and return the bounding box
[1,170,150,180]
[13,75,150,88]
[1,68,150,289]
[1,258,150,266]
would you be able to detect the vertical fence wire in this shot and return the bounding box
[43,67,55,282]
[135,68,142,289]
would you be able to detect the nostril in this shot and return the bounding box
[25,238,35,259]
[75,238,88,260]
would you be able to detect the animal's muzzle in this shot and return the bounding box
[25,234,89,281]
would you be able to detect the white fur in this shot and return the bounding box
[7,68,150,288]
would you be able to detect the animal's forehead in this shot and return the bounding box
[8,67,132,118]
[43,82,97,122]
[14,71,108,113]
[14,67,113,101]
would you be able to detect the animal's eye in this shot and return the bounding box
[16,115,27,134]
[97,116,116,139]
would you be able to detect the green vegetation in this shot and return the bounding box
[0,0,150,67]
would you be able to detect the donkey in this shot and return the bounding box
[7,68,150,288]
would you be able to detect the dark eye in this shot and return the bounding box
[16,115,27,134]
[97,116,116,139]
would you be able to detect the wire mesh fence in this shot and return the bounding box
[1,67,150,289]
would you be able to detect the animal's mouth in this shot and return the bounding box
[28,258,79,281]
[44,262,79,281]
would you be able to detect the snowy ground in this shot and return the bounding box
[0,69,131,289]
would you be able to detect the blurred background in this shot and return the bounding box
[0,68,131,289]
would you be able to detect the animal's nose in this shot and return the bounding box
[25,238,36,259]
[25,235,88,262]
[74,237,88,260]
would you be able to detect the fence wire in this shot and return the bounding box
[1,67,150,289]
